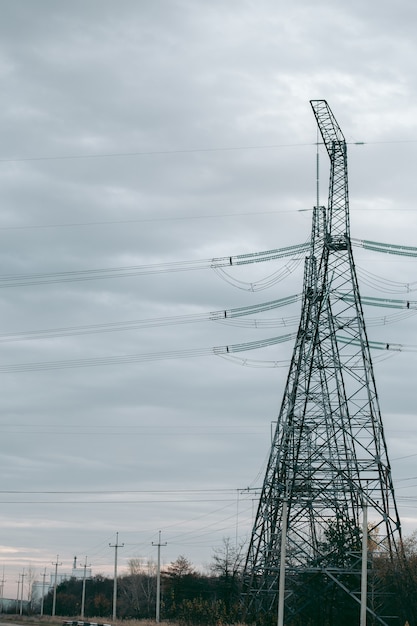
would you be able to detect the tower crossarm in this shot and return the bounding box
[310,99,349,246]
[310,99,346,154]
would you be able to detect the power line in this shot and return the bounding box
[0,138,415,165]
[0,488,245,494]
[0,424,264,434]
[0,210,299,231]
[0,498,244,504]
[1,205,417,233]
[0,332,296,374]
[0,317,414,376]
[0,242,309,288]
[0,141,332,164]
[0,292,413,347]
[0,294,301,343]
[0,236,414,290]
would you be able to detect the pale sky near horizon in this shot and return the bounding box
[1,0,417,601]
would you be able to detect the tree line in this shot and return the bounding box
[37,538,244,624]
[8,532,417,625]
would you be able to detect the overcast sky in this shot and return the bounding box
[1,0,417,601]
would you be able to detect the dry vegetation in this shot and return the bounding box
[0,617,175,626]
[0,618,245,626]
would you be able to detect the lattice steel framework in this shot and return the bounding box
[242,101,404,625]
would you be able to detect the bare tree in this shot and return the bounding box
[121,557,156,617]
[210,537,245,579]
[26,565,36,609]
[210,537,246,613]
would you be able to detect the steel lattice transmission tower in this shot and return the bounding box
[242,101,404,625]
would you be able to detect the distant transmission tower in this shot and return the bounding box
[242,101,404,625]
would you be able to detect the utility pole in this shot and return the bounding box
[109,533,124,621]
[16,575,20,614]
[360,491,368,626]
[40,567,47,616]
[152,531,167,623]
[277,495,288,626]
[0,566,5,614]
[20,568,25,615]
[51,555,62,616]
[80,556,90,618]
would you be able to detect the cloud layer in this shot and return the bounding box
[1,0,417,599]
